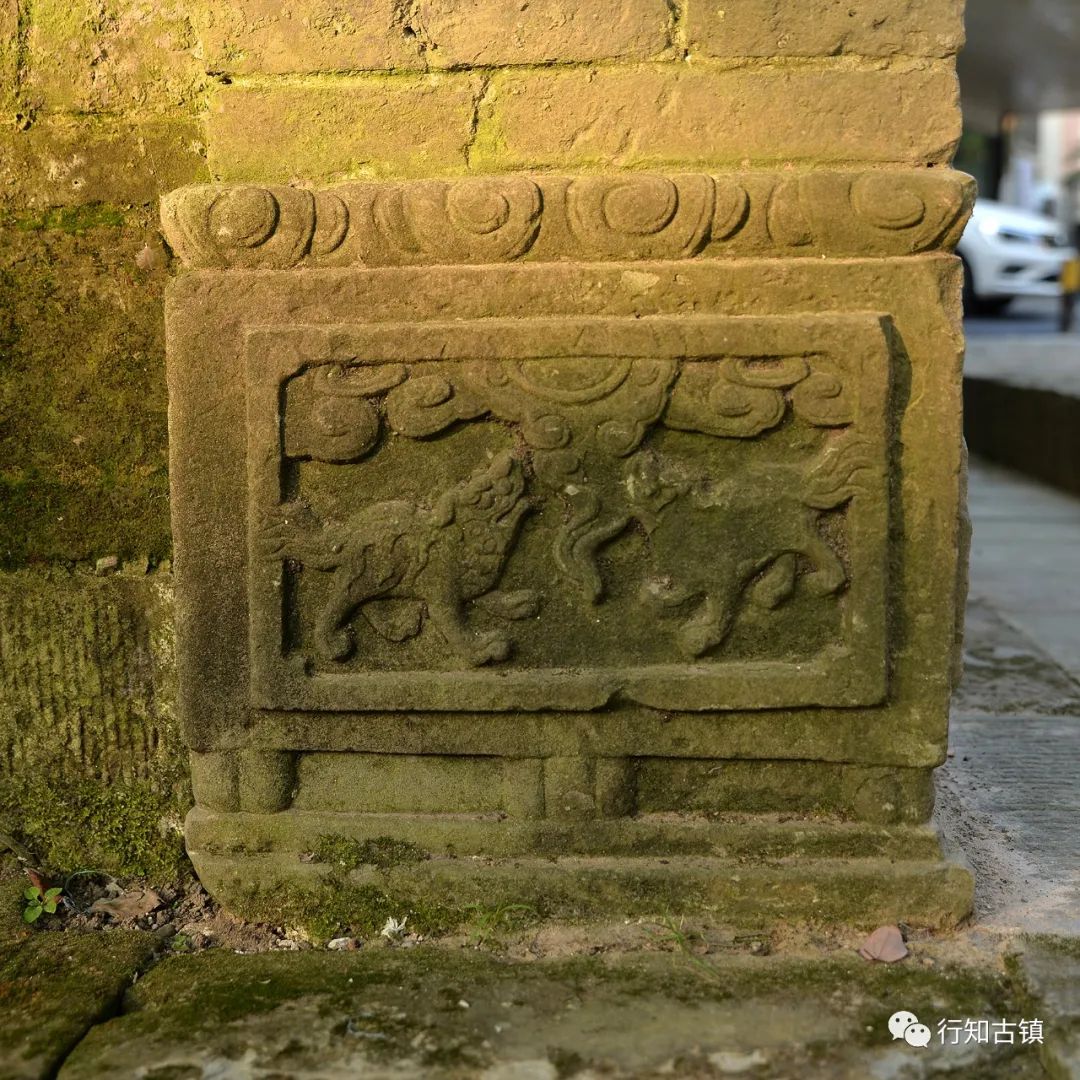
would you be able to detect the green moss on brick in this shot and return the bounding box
[2,773,190,881]
[0,222,172,567]
[5,204,129,233]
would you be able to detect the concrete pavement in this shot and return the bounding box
[938,458,1080,939]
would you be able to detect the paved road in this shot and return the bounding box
[966,296,1080,338]
[939,458,1080,936]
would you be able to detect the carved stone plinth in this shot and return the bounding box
[164,171,973,929]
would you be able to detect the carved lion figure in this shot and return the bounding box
[625,437,879,658]
[264,454,537,666]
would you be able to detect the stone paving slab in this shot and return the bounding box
[947,715,1080,881]
[57,947,1045,1079]
[0,923,161,1080]
[967,458,1080,684]
[1012,939,1080,1080]
[937,459,1080,939]
[954,600,1080,716]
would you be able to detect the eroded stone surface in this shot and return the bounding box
[0,119,207,211]
[206,77,485,182]
[471,66,962,171]
[23,0,203,114]
[167,254,964,755]
[56,949,1041,1079]
[196,0,675,75]
[0,222,175,565]
[205,66,961,181]
[0,0,976,937]
[167,0,971,922]
[243,314,889,713]
[0,927,160,1080]
[1012,939,1080,1078]
[687,0,966,59]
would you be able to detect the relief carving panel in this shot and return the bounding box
[244,314,892,713]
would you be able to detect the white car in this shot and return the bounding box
[957,199,1077,315]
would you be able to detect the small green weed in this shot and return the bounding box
[645,914,723,980]
[465,902,537,947]
[23,885,62,923]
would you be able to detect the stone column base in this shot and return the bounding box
[186,805,972,932]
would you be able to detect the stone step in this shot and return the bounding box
[187,806,946,861]
[188,826,973,934]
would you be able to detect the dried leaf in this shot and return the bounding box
[0,831,35,863]
[858,925,908,963]
[89,888,162,922]
[25,868,47,893]
[135,242,169,272]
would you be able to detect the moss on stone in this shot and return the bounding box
[0,567,187,881]
[0,915,160,1079]
[56,945,1029,1078]
[4,204,129,233]
[1,773,190,882]
[195,841,971,936]
[1018,934,1080,961]
[232,876,464,943]
[311,834,430,872]
[0,222,172,568]
[0,863,34,953]
[0,118,208,212]
[22,0,205,116]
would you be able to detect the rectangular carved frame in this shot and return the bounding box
[244,313,892,714]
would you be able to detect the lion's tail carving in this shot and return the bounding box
[802,436,882,510]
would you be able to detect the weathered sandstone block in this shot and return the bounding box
[0,219,175,566]
[24,0,202,114]
[207,77,484,182]
[197,0,673,75]
[687,0,965,59]
[414,0,674,68]
[471,65,962,170]
[162,171,974,269]
[0,0,18,116]
[164,168,973,928]
[0,119,207,211]
[207,66,961,182]
[195,0,421,76]
[0,568,187,877]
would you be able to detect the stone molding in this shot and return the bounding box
[161,170,974,270]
